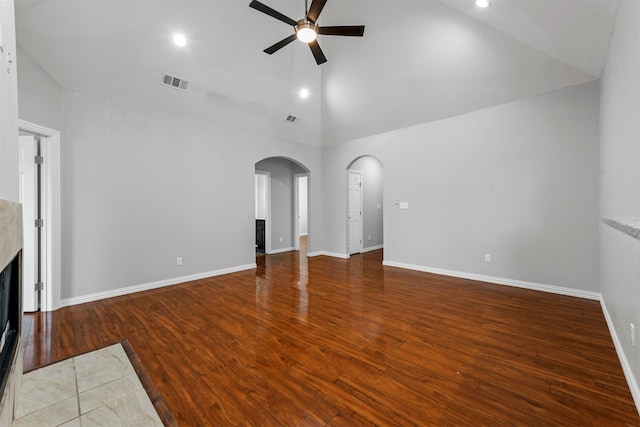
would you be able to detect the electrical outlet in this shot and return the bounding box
[484,254,491,263]
[631,323,636,347]
[279,237,283,242]
[176,257,182,266]
[368,235,372,241]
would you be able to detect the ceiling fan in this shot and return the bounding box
[249,0,365,65]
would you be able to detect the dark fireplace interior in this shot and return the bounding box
[0,251,20,399]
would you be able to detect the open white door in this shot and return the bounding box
[18,135,37,312]
[348,171,363,255]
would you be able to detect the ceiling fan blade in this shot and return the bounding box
[318,25,365,37]
[306,0,327,24]
[264,34,298,54]
[249,0,298,26]
[308,40,327,65]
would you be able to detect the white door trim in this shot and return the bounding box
[347,169,363,255]
[18,119,61,312]
[293,173,307,252]
[255,170,271,254]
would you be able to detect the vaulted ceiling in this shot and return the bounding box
[15,0,619,147]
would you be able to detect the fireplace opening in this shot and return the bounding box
[0,251,20,399]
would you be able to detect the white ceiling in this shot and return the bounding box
[15,0,619,147]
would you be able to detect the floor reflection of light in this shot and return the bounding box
[297,280,308,322]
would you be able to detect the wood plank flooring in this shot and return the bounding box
[23,245,640,426]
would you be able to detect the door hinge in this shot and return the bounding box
[34,155,44,164]
[35,282,44,292]
[35,219,44,227]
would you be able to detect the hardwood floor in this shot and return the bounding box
[23,247,640,426]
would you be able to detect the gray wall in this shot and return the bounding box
[256,157,306,252]
[600,0,640,398]
[15,12,600,304]
[324,81,600,292]
[17,65,322,299]
[349,156,383,250]
[0,0,18,201]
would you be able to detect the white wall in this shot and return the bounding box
[324,81,600,292]
[348,156,383,250]
[600,0,640,404]
[0,0,18,201]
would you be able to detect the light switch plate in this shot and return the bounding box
[399,202,409,210]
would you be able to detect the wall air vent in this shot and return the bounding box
[161,73,189,92]
[285,115,300,124]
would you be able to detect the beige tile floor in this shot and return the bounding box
[13,343,163,427]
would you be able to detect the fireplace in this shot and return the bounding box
[0,252,20,398]
[0,199,23,424]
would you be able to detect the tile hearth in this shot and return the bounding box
[13,343,163,426]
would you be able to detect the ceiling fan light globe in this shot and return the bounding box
[297,25,317,43]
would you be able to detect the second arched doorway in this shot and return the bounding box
[346,155,384,256]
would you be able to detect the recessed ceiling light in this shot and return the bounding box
[475,0,491,8]
[173,34,187,47]
[299,88,310,99]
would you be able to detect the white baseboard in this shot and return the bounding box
[59,263,256,307]
[267,247,295,254]
[362,244,384,253]
[307,251,349,259]
[381,260,601,301]
[600,299,640,416]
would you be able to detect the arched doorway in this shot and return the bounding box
[346,155,383,256]
[255,157,310,255]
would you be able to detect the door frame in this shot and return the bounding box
[293,173,308,252]
[255,170,271,255]
[347,169,364,255]
[18,119,61,312]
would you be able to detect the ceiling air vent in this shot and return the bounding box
[161,73,189,92]
[285,115,300,124]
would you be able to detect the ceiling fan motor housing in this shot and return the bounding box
[296,20,319,43]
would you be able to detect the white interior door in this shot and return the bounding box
[18,135,37,312]
[348,171,363,255]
